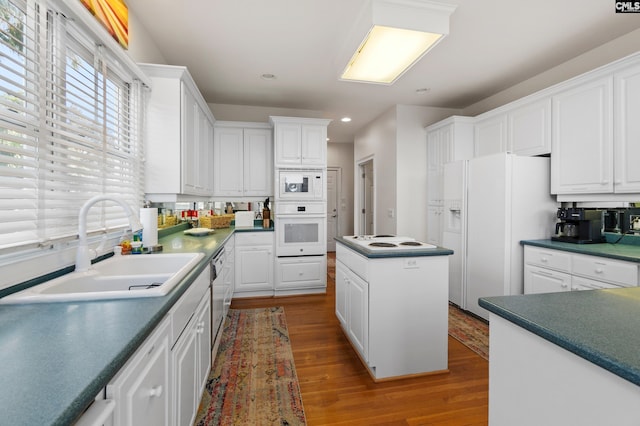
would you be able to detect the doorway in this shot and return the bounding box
[358,158,374,235]
[326,167,340,251]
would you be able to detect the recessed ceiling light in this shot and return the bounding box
[261,73,276,80]
[416,88,430,95]
[341,117,352,123]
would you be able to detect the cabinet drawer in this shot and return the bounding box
[275,256,325,289]
[336,243,368,281]
[524,247,571,272]
[571,275,625,291]
[234,231,273,246]
[572,254,638,286]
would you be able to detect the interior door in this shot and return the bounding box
[326,168,339,251]
[360,159,374,235]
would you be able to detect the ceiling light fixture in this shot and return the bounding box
[339,0,456,85]
[341,117,352,122]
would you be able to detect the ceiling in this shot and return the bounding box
[128,0,640,143]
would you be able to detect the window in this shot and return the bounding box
[0,0,145,252]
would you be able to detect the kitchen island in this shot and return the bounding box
[335,236,452,381]
[479,288,640,426]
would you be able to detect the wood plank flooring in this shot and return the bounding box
[230,253,489,425]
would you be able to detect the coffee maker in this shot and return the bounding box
[552,208,605,244]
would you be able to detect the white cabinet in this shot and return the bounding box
[139,64,215,201]
[107,316,171,426]
[335,243,449,380]
[335,259,369,361]
[613,62,640,193]
[524,265,571,294]
[270,116,331,168]
[234,232,274,296]
[474,113,508,157]
[508,97,552,156]
[213,122,273,197]
[275,255,326,294]
[524,245,639,294]
[426,116,473,246]
[168,265,211,426]
[551,75,613,195]
[173,289,211,426]
[426,205,443,246]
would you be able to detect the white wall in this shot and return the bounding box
[328,143,355,237]
[463,28,640,116]
[354,107,398,236]
[127,12,167,64]
[395,105,459,241]
[353,105,460,240]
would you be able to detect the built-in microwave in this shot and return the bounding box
[276,169,325,200]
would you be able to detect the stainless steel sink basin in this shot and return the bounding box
[0,252,204,304]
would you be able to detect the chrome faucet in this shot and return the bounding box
[76,195,143,272]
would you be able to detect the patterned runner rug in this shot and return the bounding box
[448,304,490,360]
[195,307,306,425]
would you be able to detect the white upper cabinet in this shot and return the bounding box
[270,116,331,168]
[139,64,215,201]
[213,122,273,197]
[474,97,551,158]
[508,97,552,156]
[614,61,640,193]
[474,113,508,157]
[551,75,614,195]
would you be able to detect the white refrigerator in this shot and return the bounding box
[444,152,557,320]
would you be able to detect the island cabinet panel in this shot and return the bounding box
[335,242,449,381]
[489,314,640,426]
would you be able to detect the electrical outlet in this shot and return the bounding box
[387,208,395,218]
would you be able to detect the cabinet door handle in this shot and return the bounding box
[148,385,163,398]
[540,257,548,263]
[595,268,604,274]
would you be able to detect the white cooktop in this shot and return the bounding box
[342,235,436,250]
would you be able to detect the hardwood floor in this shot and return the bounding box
[230,253,489,425]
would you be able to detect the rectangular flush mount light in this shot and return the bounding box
[340,0,457,84]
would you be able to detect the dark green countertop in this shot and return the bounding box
[521,238,640,263]
[479,287,640,387]
[0,225,270,426]
[335,236,453,258]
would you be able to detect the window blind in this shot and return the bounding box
[0,0,145,251]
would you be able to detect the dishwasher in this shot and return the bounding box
[210,247,225,349]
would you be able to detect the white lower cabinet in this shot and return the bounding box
[524,245,639,294]
[524,265,571,294]
[275,255,326,294]
[106,316,172,426]
[335,259,369,361]
[173,289,211,426]
[234,232,274,297]
[105,265,212,426]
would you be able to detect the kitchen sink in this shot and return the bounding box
[0,252,204,304]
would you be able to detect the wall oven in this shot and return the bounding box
[275,201,326,256]
[276,169,325,201]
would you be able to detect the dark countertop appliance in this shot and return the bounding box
[552,208,605,244]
